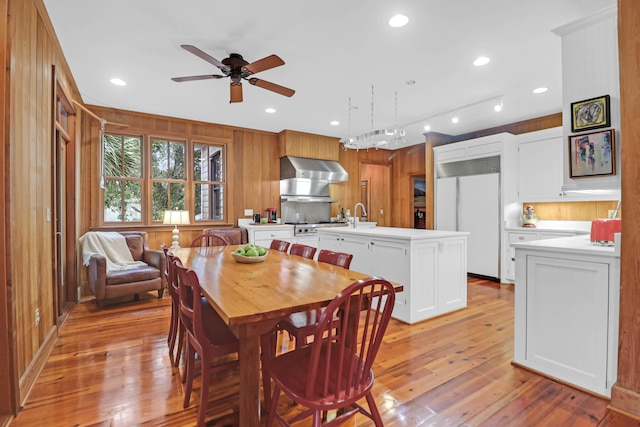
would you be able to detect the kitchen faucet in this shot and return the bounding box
[353,202,367,227]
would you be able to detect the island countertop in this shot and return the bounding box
[318,226,469,240]
[511,234,619,258]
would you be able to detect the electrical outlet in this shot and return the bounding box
[35,308,40,326]
[380,209,384,215]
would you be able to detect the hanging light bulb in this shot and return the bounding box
[494,98,503,112]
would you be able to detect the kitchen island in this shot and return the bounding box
[512,235,620,397]
[318,227,469,324]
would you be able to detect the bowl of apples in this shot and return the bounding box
[231,244,269,263]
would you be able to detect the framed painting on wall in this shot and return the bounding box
[568,129,615,178]
[570,95,611,133]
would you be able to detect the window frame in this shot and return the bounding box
[99,132,228,226]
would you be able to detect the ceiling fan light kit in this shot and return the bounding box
[171,45,295,103]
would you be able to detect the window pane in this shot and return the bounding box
[104,135,122,177]
[123,137,142,177]
[193,143,223,182]
[194,183,224,221]
[123,180,142,221]
[169,142,185,179]
[152,139,185,179]
[104,134,142,178]
[152,182,168,221]
[152,140,169,179]
[104,179,122,221]
[152,182,186,221]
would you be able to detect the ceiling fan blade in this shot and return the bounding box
[230,82,243,103]
[180,44,230,72]
[248,78,295,97]
[171,74,226,82]
[242,54,285,75]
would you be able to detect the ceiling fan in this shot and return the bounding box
[171,44,295,103]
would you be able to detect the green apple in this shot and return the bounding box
[234,248,246,255]
[244,244,255,252]
[257,247,267,256]
[246,248,259,257]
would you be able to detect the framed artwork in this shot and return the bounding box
[569,129,615,178]
[570,95,611,133]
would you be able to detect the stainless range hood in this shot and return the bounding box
[280,156,349,183]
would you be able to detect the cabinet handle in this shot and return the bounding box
[518,236,525,240]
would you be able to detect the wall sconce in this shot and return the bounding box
[163,210,190,248]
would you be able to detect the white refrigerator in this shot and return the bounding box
[436,172,500,278]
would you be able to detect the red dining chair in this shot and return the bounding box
[266,277,396,426]
[289,243,317,259]
[262,250,353,409]
[270,239,290,253]
[175,261,240,427]
[190,232,231,248]
[162,244,182,365]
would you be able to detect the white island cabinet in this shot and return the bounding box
[318,227,468,324]
[239,220,293,248]
[513,235,620,397]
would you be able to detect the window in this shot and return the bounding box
[103,135,143,222]
[193,143,225,221]
[101,134,226,224]
[151,138,186,221]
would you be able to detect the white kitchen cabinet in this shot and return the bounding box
[516,127,565,201]
[240,223,293,248]
[292,234,318,249]
[513,235,619,397]
[318,227,467,324]
[504,228,589,282]
[553,6,621,198]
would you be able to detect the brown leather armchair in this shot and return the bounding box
[87,231,166,307]
[202,227,248,245]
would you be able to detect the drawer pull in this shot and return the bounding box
[518,236,525,240]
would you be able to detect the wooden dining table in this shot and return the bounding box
[172,245,400,426]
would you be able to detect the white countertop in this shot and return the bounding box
[238,219,293,230]
[505,220,591,233]
[319,226,469,240]
[512,234,619,258]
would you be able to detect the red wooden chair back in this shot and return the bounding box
[270,239,290,253]
[190,233,231,248]
[267,277,396,425]
[289,243,317,259]
[318,249,353,270]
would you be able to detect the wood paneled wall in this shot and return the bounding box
[2,0,83,416]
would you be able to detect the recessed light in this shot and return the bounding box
[330,120,340,126]
[494,99,503,112]
[110,78,126,86]
[406,80,416,85]
[265,108,276,113]
[423,124,431,132]
[451,117,459,124]
[473,56,490,67]
[389,14,409,28]
[533,87,548,94]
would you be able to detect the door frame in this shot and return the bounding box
[52,70,77,326]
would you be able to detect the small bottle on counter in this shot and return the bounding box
[337,207,344,221]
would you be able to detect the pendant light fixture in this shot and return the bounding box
[341,85,406,151]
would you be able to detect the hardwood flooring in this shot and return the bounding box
[10,278,640,426]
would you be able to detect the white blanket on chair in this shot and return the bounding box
[79,231,148,272]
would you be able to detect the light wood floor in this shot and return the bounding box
[11,278,640,426]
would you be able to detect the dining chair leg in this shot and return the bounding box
[266,383,282,426]
[168,305,176,346]
[175,323,185,369]
[183,342,196,408]
[197,351,211,427]
[168,316,179,358]
[365,392,384,426]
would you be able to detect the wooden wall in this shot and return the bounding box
[1,0,83,417]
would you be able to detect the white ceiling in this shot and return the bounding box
[43,0,615,149]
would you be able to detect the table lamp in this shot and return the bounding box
[163,209,190,248]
